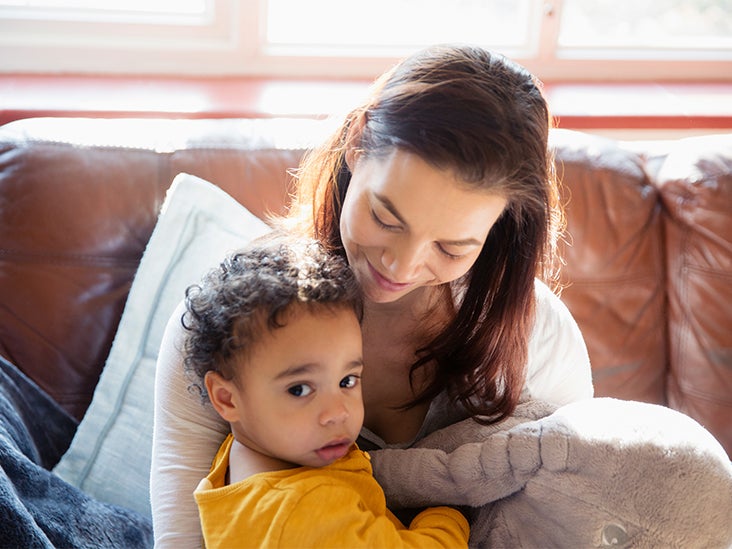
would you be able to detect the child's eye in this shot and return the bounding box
[340,375,360,389]
[288,384,313,397]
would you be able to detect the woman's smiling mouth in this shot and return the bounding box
[366,261,415,293]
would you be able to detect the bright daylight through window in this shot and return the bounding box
[558,0,732,52]
[0,0,730,79]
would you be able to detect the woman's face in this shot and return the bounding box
[340,148,507,304]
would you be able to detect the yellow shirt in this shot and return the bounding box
[194,434,469,549]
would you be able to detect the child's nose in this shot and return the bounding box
[319,396,349,426]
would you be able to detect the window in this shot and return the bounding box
[265,0,536,55]
[0,0,730,81]
[558,0,732,52]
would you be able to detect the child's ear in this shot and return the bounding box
[205,371,240,423]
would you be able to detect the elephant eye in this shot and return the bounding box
[601,523,629,547]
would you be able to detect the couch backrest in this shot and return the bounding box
[1,118,730,456]
[552,129,732,456]
[552,130,667,406]
[0,118,322,419]
[654,134,732,451]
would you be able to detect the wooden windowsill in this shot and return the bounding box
[1,74,731,136]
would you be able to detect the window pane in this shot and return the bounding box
[0,0,210,21]
[559,0,732,50]
[0,0,208,16]
[266,0,534,53]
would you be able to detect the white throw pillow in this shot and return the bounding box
[53,173,271,517]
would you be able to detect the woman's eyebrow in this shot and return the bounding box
[374,193,407,226]
[442,237,483,247]
[374,192,482,247]
[374,193,483,246]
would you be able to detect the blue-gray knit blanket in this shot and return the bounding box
[0,357,152,548]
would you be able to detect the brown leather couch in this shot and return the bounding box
[1,117,730,458]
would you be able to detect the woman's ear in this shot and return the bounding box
[205,371,239,423]
[344,110,366,171]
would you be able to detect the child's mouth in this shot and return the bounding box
[315,440,351,462]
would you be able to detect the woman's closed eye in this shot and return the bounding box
[370,209,400,231]
[436,244,466,260]
[371,205,473,260]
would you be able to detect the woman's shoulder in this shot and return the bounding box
[533,278,567,312]
[531,279,581,337]
[525,279,594,405]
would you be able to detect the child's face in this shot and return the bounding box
[225,306,364,468]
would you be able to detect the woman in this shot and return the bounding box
[150,44,592,547]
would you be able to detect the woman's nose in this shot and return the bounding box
[381,239,426,282]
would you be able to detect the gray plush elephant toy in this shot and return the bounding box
[370,398,732,549]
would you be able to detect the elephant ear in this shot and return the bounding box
[478,398,732,549]
[369,400,558,509]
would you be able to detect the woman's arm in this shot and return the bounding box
[150,300,229,548]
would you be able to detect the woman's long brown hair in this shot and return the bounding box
[286,44,562,424]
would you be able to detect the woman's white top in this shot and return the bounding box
[150,279,593,548]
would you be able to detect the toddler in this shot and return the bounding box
[182,234,469,548]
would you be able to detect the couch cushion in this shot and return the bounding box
[53,173,271,517]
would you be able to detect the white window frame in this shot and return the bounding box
[0,0,729,81]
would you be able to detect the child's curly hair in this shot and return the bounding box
[182,233,362,402]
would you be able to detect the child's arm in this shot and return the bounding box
[276,483,469,549]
